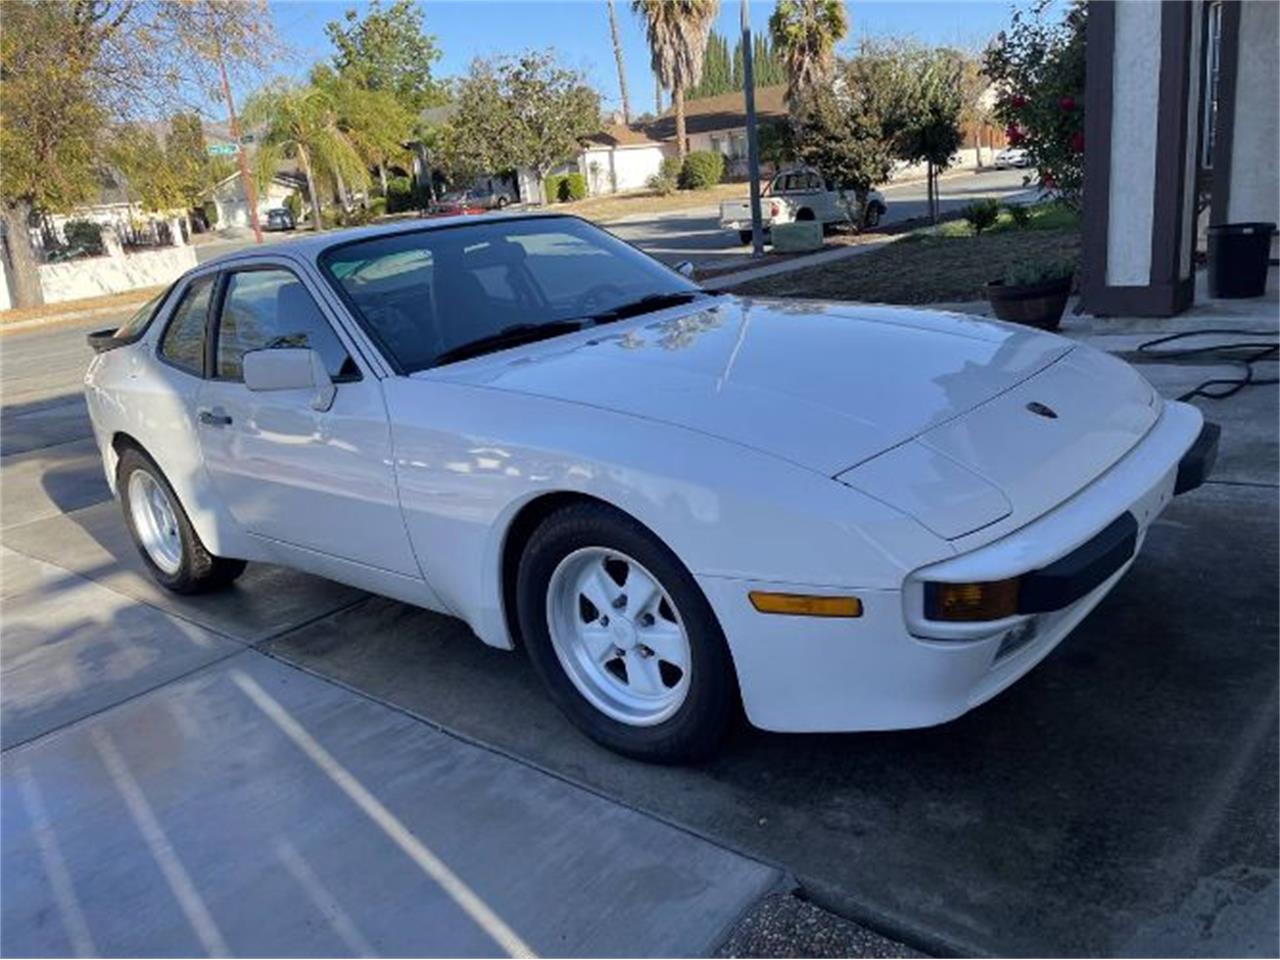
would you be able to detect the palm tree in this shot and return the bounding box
[769,0,849,105]
[606,0,632,123]
[633,0,720,158]
[312,64,415,199]
[243,81,366,231]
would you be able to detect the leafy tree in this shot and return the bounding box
[311,63,416,198]
[633,0,721,157]
[955,51,995,166]
[984,0,1087,204]
[1,2,112,306]
[109,126,186,213]
[243,82,368,231]
[730,33,784,90]
[893,48,965,222]
[0,0,276,307]
[690,31,734,99]
[442,52,600,202]
[325,0,445,112]
[790,82,894,221]
[769,0,849,105]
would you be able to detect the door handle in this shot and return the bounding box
[198,409,233,427]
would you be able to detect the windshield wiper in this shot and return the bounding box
[431,319,592,367]
[584,291,708,325]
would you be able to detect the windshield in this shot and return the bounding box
[319,216,700,372]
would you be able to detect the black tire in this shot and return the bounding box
[516,502,737,763]
[497,196,510,209]
[116,447,246,594]
[863,205,882,229]
[738,229,753,246]
[795,208,815,221]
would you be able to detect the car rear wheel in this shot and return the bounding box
[863,205,882,229]
[516,502,736,762]
[738,229,753,246]
[117,448,246,594]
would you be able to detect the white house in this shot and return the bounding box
[578,124,670,196]
[207,169,305,229]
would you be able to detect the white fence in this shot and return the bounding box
[1,216,197,310]
[35,244,196,305]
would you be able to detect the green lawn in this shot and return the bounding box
[731,203,1081,304]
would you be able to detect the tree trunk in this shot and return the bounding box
[655,76,662,115]
[975,127,985,168]
[378,162,389,197]
[927,162,936,223]
[298,147,323,232]
[606,0,632,124]
[1,200,44,308]
[335,171,350,212]
[675,86,687,158]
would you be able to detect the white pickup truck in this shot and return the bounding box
[719,167,888,245]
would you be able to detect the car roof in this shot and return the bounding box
[197,211,577,269]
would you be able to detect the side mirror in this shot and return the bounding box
[242,347,336,412]
[675,260,695,278]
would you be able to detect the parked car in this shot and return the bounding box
[427,192,488,217]
[720,166,888,244]
[265,208,296,231]
[465,179,517,210]
[84,213,1217,763]
[993,147,1031,169]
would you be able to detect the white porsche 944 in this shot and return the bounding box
[84,214,1218,761]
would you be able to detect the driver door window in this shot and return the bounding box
[215,268,356,381]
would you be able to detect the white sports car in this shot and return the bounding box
[84,214,1218,762]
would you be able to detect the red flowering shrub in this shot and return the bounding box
[984,1,1087,206]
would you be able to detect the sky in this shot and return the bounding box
[266,0,1019,116]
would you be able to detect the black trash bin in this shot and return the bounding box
[1207,222,1276,298]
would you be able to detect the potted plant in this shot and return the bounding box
[985,258,1075,330]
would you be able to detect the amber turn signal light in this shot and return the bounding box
[749,592,863,617]
[924,578,1021,622]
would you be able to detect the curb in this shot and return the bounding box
[0,300,149,334]
[703,236,901,289]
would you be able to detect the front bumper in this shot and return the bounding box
[700,400,1210,733]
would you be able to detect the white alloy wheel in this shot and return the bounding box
[128,469,183,575]
[545,547,692,726]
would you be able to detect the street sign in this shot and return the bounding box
[206,143,239,156]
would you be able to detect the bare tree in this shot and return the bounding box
[606,0,633,123]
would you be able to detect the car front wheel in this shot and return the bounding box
[117,448,246,594]
[516,502,736,762]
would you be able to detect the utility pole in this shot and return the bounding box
[741,0,764,257]
[215,36,262,244]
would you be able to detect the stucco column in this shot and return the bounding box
[1081,0,1203,317]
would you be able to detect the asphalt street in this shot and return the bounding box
[189,167,1034,269]
[1,286,1276,957]
[606,166,1035,267]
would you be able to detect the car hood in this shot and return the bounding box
[423,295,1072,477]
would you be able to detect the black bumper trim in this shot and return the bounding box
[1174,420,1220,495]
[1018,512,1139,614]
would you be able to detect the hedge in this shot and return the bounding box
[561,172,587,201]
[543,174,566,204]
[679,151,725,190]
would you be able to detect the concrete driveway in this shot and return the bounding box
[1,298,1276,957]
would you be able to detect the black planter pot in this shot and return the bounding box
[984,274,1072,330]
